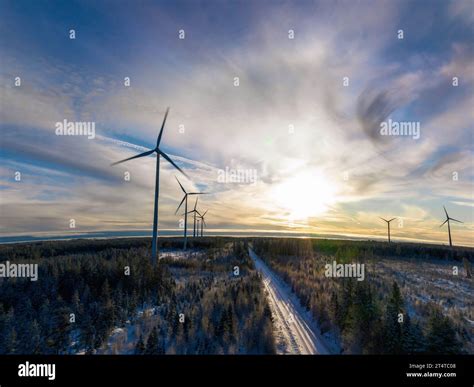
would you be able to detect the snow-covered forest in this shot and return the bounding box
[0,238,275,354]
[253,238,473,354]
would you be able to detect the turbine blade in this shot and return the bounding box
[202,210,208,217]
[443,206,449,218]
[110,149,154,166]
[450,218,463,223]
[388,218,396,223]
[440,219,448,227]
[175,176,186,194]
[380,217,388,223]
[175,195,186,215]
[156,107,170,147]
[194,197,198,210]
[159,150,188,178]
[188,192,208,195]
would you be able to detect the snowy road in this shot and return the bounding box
[249,248,330,355]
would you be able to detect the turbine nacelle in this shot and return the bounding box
[111,108,187,177]
[175,176,207,215]
[380,216,396,243]
[440,206,463,227]
[198,210,208,226]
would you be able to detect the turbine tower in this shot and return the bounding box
[111,107,186,265]
[440,206,463,247]
[185,197,200,238]
[380,217,396,243]
[175,177,205,249]
[198,210,208,237]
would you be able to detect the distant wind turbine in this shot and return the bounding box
[175,177,206,249]
[111,107,187,265]
[440,206,463,247]
[198,210,208,237]
[185,197,200,238]
[380,217,396,243]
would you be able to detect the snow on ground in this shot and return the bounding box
[249,248,332,355]
[158,249,206,261]
[97,306,160,354]
[373,258,473,316]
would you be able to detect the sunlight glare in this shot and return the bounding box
[271,171,337,220]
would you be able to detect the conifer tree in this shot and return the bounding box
[426,309,462,354]
[401,314,425,354]
[384,281,404,354]
[144,327,158,354]
[135,334,145,354]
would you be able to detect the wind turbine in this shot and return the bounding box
[440,206,463,247]
[111,107,187,265]
[380,217,396,243]
[175,177,205,249]
[185,197,200,238]
[198,210,208,237]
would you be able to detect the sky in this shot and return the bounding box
[0,0,473,246]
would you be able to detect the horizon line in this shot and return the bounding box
[1,229,472,249]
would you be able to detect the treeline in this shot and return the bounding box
[250,238,313,258]
[253,238,466,354]
[251,237,474,262]
[0,237,233,261]
[311,239,474,262]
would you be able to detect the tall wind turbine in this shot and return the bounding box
[175,177,205,249]
[111,107,186,265]
[440,206,463,247]
[198,210,208,237]
[380,217,396,243]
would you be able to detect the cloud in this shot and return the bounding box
[1,136,119,182]
[449,0,474,26]
[0,1,472,246]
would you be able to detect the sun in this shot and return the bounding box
[271,171,337,221]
